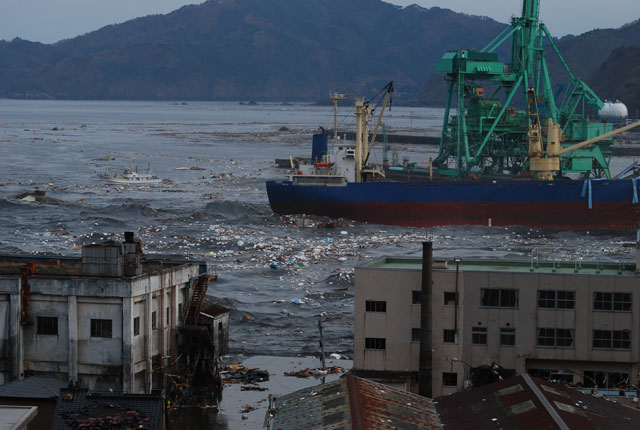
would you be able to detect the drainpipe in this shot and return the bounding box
[636,230,640,273]
[419,242,433,397]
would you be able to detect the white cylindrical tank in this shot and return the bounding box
[599,100,629,119]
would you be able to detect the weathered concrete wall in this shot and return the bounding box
[22,294,69,377]
[77,299,123,367]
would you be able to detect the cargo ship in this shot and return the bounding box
[266,0,640,229]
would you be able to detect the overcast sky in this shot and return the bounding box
[1,0,639,44]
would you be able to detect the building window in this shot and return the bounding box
[412,328,422,342]
[500,327,516,346]
[133,317,140,336]
[536,328,574,348]
[443,329,457,344]
[178,303,183,319]
[538,290,556,308]
[37,316,58,335]
[557,291,576,309]
[593,330,631,350]
[166,307,170,325]
[538,290,575,309]
[481,289,518,308]
[444,292,457,306]
[442,372,458,387]
[90,319,113,338]
[594,292,631,312]
[152,311,156,329]
[365,300,387,312]
[472,326,487,345]
[412,291,422,305]
[614,293,632,311]
[365,337,386,350]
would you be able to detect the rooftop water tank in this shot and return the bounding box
[598,100,629,119]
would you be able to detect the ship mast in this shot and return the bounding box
[330,91,347,143]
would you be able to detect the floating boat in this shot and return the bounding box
[266,0,640,230]
[99,167,162,185]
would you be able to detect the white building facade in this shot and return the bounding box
[354,255,640,397]
[0,238,208,393]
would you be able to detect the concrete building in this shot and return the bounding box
[0,233,224,394]
[353,250,640,397]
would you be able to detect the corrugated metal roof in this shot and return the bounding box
[266,375,442,429]
[0,376,67,399]
[435,375,640,430]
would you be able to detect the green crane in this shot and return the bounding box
[435,0,613,179]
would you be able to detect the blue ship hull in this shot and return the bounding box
[266,178,640,229]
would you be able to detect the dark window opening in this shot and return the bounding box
[500,327,516,346]
[133,317,140,336]
[411,328,422,342]
[583,371,630,389]
[443,329,457,344]
[442,372,458,387]
[538,290,575,309]
[37,316,58,335]
[365,337,386,350]
[537,328,574,348]
[91,319,113,338]
[412,291,422,305]
[472,326,487,345]
[444,291,457,306]
[365,300,387,313]
[481,289,518,307]
[152,311,156,329]
[593,330,630,350]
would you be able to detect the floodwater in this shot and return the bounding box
[1,99,638,427]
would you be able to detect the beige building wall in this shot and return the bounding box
[354,257,640,397]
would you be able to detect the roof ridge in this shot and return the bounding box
[32,376,61,397]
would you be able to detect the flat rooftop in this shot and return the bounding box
[0,253,204,279]
[364,256,638,277]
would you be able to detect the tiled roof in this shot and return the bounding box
[0,376,67,399]
[435,374,640,430]
[266,375,442,429]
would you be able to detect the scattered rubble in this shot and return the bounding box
[284,366,346,378]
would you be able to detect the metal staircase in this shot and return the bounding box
[183,275,210,326]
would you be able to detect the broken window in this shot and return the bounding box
[444,291,457,306]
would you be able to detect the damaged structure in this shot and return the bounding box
[0,232,228,395]
[353,243,640,397]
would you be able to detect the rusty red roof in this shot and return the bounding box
[266,375,442,429]
[435,374,640,430]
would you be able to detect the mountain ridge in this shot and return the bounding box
[0,0,638,107]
